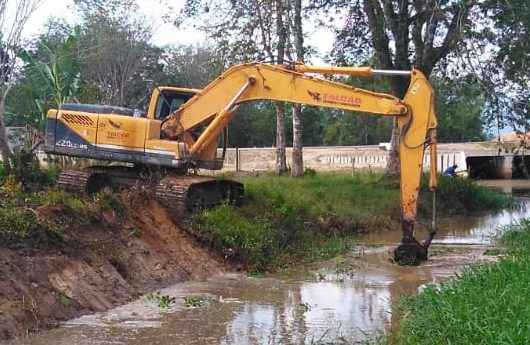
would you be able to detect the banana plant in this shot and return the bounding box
[18,30,81,126]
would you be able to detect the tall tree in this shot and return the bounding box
[174,0,290,174]
[290,0,304,177]
[6,19,74,128]
[475,0,529,138]
[333,0,476,176]
[0,0,42,165]
[434,75,485,142]
[274,0,288,174]
[160,45,227,88]
[75,0,163,108]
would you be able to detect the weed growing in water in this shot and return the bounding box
[183,296,208,308]
[146,292,176,310]
[299,302,312,312]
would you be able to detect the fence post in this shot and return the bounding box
[235,147,240,172]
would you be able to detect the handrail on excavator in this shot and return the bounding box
[293,64,412,77]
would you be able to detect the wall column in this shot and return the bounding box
[495,155,513,179]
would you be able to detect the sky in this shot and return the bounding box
[23,0,206,45]
[23,0,336,59]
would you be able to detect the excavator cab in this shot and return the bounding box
[147,87,200,121]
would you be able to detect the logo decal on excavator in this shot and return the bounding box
[108,119,122,129]
[307,90,321,101]
[307,90,361,107]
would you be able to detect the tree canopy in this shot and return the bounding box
[4,0,529,151]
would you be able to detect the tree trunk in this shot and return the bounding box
[0,95,13,168]
[274,0,288,175]
[290,0,304,177]
[384,77,410,177]
[291,104,303,176]
[385,120,401,177]
[275,103,287,175]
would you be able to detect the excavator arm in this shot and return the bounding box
[162,62,438,264]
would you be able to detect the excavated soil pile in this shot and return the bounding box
[0,190,225,340]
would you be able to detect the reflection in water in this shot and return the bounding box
[7,246,492,345]
[8,181,530,345]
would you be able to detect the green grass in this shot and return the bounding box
[0,180,108,246]
[196,173,397,271]
[395,219,530,345]
[93,190,125,217]
[425,176,514,213]
[242,172,399,224]
[37,189,89,212]
[196,173,510,271]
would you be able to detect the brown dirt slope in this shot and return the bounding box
[0,191,224,340]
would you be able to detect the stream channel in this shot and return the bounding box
[8,180,530,345]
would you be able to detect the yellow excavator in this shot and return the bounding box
[44,62,438,265]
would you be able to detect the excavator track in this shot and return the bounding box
[57,170,91,193]
[155,176,244,213]
[58,168,244,213]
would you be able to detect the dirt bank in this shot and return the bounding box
[0,191,225,340]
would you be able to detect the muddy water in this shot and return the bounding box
[8,180,530,345]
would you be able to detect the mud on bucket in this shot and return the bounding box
[394,239,428,266]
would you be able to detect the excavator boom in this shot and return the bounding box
[45,62,438,264]
[162,62,438,264]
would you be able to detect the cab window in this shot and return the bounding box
[155,91,194,120]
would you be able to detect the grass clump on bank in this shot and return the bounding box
[0,151,59,191]
[0,162,125,247]
[196,173,398,271]
[431,176,514,212]
[395,220,530,345]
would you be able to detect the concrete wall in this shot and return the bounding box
[220,146,468,173]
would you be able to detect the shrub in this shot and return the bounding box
[0,162,5,182]
[94,191,124,216]
[421,175,513,214]
[197,204,275,270]
[1,150,58,191]
[0,207,38,240]
[38,189,89,214]
[0,202,67,246]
